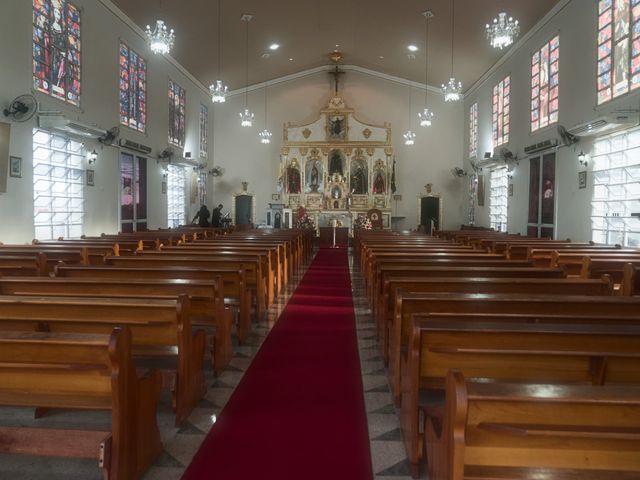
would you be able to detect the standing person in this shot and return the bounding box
[211,204,223,228]
[192,204,211,227]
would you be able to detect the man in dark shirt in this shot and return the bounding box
[192,205,211,227]
[211,204,223,228]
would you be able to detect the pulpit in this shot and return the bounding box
[319,227,349,248]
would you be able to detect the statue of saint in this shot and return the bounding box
[373,171,386,194]
[310,163,319,192]
[287,166,301,194]
[329,151,343,176]
[352,165,367,194]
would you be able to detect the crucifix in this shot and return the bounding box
[328,65,345,94]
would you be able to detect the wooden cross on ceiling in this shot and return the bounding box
[328,65,345,94]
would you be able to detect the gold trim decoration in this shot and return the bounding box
[362,128,372,139]
[299,147,309,156]
[302,128,312,139]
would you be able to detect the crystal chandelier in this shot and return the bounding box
[486,12,520,50]
[210,1,228,103]
[145,20,175,55]
[442,78,463,102]
[419,11,435,127]
[240,109,254,127]
[403,130,416,146]
[418,108,434,127]
[259,129,272,144]
[441,0,462,102]
[240,14,254,127]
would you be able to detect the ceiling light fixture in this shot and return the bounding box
[441,0,462,102]
[145,20,175,55]
[407,45,418,52]
[404,86,416,146]
[210,0,228,103]
[486,12,520,50]
[269,43,280,50]
[260,53,272,144]
[239,14,254,128]
[418,11,435,128]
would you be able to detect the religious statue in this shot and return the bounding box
[287,163,301,194]
[373,171,386,194]
[351,164,367,195]
[327,115,346,140]
[307,160,321,193]
[329,151,344,176]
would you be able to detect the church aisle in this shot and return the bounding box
[181,248,373,480]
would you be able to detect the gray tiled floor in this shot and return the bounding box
[0,250,412,480]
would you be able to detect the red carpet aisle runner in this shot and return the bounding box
[182,248,373,480]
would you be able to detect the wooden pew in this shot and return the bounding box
[0,294,205,426]
[54,264,252,344]
[0,328,162,479]
[386,278,614,404]
[105,253,268,317]
[622,263,640,296]
[526,245,627,266]
[392,292,640,473]
[0,275,232,374]
[0,253,47,276]
[553,251,640,276]
[425,370,640,480]
[582,257,640,285]
[0,246,89,272]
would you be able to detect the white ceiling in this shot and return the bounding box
[111,0,563,91]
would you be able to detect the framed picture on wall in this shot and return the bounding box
[271,193,280,201]
[86,169,95,186]
[578,170,587,189]
[9,156,21,178]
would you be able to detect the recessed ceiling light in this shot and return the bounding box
[288,57,294,62]
[407,45,418,52]
[261,53,270,59]
[269,43,280,50]
[379,55,384,59]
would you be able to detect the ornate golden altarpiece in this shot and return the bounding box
[278,95,393,235]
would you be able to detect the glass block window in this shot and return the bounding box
[489,167,508,232]
[119,42,147,132]
[531,35,560,132]
[469,103,478,158]
[597,0,640,104]
[168,79,186,147]
[199,104,208,158]
[167,164,186,228]
[32,129,85,240]
[492,75,510,147]
[33,0,81,106]
[591,127,640,246]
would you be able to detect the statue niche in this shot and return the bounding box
[328,150,345,177]
[305,159,323,193]
[350,158,368,195]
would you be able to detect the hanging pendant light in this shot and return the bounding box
[404,86,416,146]
[441,0,462,102]
[210,0,228,103]
[418,11,435,127]
[146,20,175,55]
[259,57,272,144]
[486,12,520,50]
[239,14,254,127]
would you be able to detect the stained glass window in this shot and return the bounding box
[168,79,186,147]
[33,0,81,106]
[119,42,147,133]
[469,103,478,158]
[597,0,640,105]
[531,35,560,132]
[199,104,208,158]
[33,129,85,240]
[492,75,510,148]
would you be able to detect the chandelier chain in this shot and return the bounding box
[217,0,222,75]
[245,16,249,109]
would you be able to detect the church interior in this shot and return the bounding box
[1,0,640,479]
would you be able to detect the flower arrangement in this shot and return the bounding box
[354,215,373,230]
[296,213,316,230]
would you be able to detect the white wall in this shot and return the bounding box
[0,0,464,243]
[0,0,214,243]
[464,0,640,241]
